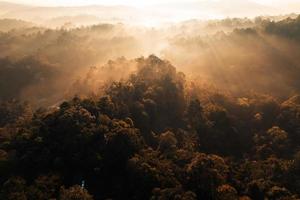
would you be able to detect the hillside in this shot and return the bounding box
[1,55,300,199]
[1,4,300,199]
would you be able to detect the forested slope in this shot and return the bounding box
[0,56,300,199]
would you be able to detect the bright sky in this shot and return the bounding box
[6,0,300,7]
[4,0,300,23]
[8,0,178,6]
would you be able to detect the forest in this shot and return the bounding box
[1,7,300,200]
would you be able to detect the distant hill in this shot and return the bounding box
[45,15,101,28]
[0,18,35,31]
[0,1,299,27]
[0,1,139,26]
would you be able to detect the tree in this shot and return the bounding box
[253,126,289,158]
[186,153,229,199]
[60,185,93,200]
[1,177,27,200]
[186,99,205,132]
[151,187,196,200]
[158,131,178,157]
[216,184,238,200]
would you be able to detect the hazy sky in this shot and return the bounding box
[2,0,300,22]
[6,0,300,7]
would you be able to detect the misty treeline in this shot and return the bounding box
[1,15,300,105]
[0,15,300,199]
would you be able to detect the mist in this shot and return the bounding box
[1,1,300,200]
[1,12,300,106]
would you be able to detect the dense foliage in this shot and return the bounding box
[0,55,300,199]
